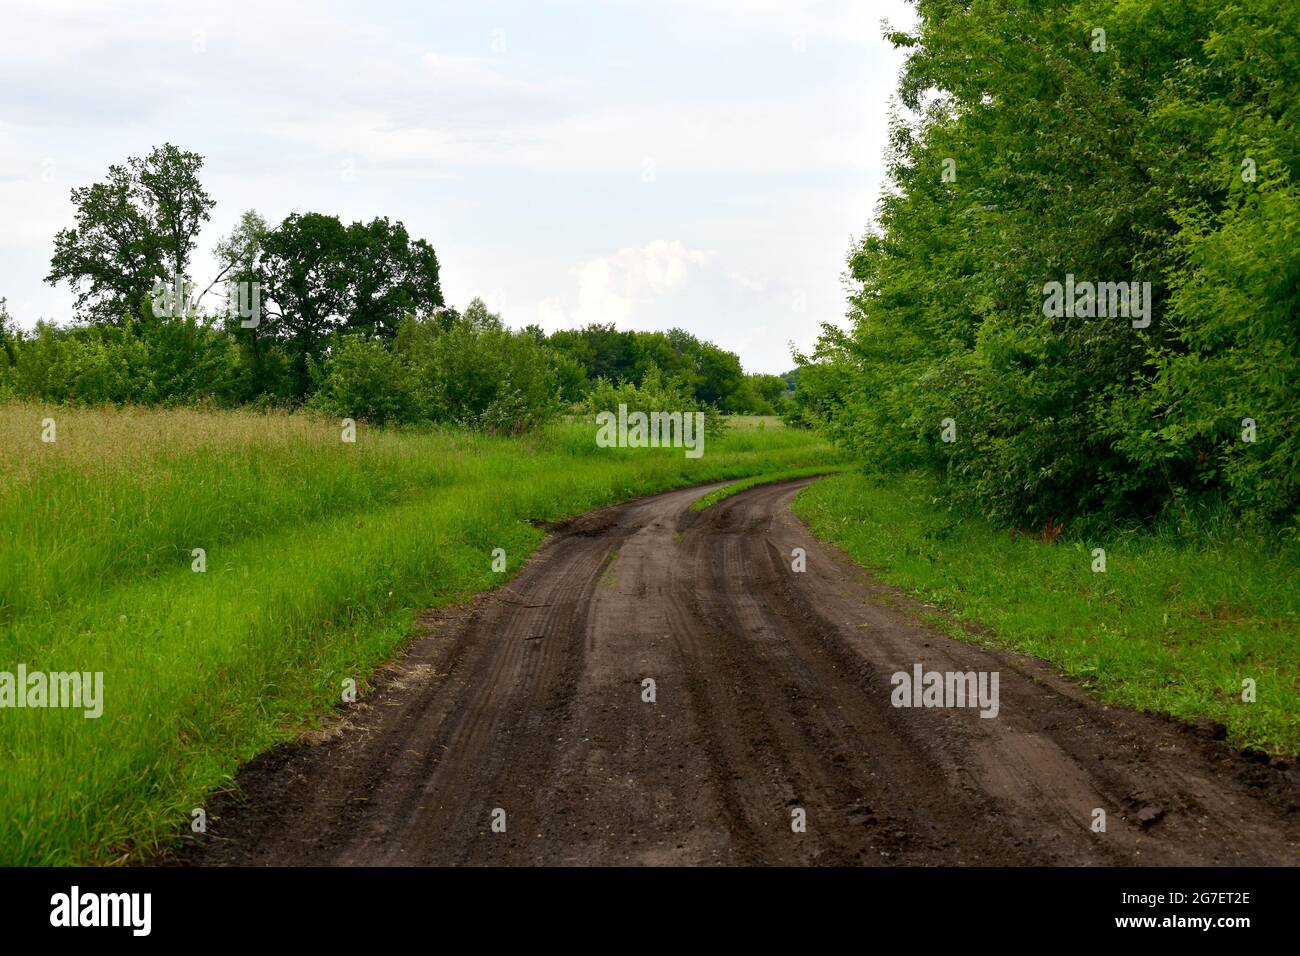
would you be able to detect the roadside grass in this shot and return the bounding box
[793,471,1300,754]
[0,402,840,865]
[690,465,851,512]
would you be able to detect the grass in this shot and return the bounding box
[0,402,839,865]
[793,471,1300,754]
[690,465,850,512]
[721,415,784,430]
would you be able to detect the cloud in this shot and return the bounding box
[655,0,894,50]
[728,269,770,295]
[542,240,708,329]
[265,98,881,177]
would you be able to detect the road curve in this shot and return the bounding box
[181,478,1299,866]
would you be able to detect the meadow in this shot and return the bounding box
[0,403,838,865]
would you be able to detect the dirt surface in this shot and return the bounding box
[179,478,1299,866]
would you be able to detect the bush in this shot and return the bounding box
[2,313,246,407]
[582,364,728,440]
[307,333,418,425]
[396,303,562,434]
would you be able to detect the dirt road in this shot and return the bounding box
[182,478,1299,866]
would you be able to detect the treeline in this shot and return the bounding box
[790,0,1298,534]
[0,144,788,429]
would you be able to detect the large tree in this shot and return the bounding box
[259,212,351,393]
[134,144,214,282]
[47,144,215,322]
[345,217,444,339]
[259,212,444,395]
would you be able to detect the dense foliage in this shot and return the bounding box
[791,0,1298,534]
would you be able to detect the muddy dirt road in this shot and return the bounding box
[184,479,1299,866]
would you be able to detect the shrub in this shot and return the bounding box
[582,364,728,440]
[307,333,418,425]
[396,302,562,433]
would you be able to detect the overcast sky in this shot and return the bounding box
[0,0,915,374]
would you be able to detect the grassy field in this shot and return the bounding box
[794,472,1300,754]
[0,403,838,865]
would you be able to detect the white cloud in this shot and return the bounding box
[728,269,770,295]
[265,98,882,176]
[541,240,708,329]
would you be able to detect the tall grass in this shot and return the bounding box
[0,403,839,864]
[794,471,1300,754]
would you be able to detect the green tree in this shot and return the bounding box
[345,217,443,339]
[47,143,214,323]
[135,144,215,283]
[260,212,444,396]
[259,212,352,395]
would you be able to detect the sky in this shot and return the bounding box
[0,0,915,374]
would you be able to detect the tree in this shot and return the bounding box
[800,0,1300,531]
[134,144,215,282]
[0,297,17,378]
[259,212,352,394]
[679,331,744,409]
[210,209,269,302]
[47,144,214,323]
[259,212,446,397]
[736,373,789,414]
[548,324,637,382]
[47,163,160,323]
[345,217,443,338]
[208,210,281,399]
[459,296,500,332]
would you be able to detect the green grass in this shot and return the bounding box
[0,403,839,865]
[793,471,1300,754]
[690,465,850,512]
